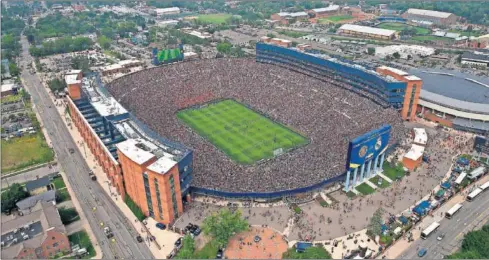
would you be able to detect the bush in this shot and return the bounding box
[124,195,145,221]
[59,207,80,225]
[292,204,302,214]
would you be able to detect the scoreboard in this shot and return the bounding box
[346,124,391,171]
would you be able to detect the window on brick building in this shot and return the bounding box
[52,236,56,240]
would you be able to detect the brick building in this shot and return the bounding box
[270,11,309,24]
[309,5,340,18]
[376,66,422,121]
[1,201,71,259]
[66,72,192,225]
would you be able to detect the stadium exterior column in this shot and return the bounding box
[373,156,379,176]
[352,167,358,187]
[344,170,351,191]
[366,160,372,178]
[380,153,385,172]
[359,163,366,182]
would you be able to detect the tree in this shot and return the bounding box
[267,33,276,38]
[8,62,20,77]
[1,183,29,213]
[202,208,249,248]
[216,42,233,54]
[175,235,195,259]
[71,56,91,72]
[98,35,111,49]
[392,52,401,59]
[48,78,67,93]
[367,47,375,55]
[446,225,489,259]
[367,207,384,238]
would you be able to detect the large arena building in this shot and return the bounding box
[66,41,431,224]
[407,69,489,134]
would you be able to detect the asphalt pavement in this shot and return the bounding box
[1,164,58,189]
[402,189,489,259]
[18,36,153,259]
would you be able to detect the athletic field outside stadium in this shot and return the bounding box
[177,99,308,165]
[156,48,181,63]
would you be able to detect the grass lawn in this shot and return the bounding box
[382,162,405,181]
[370,175,390,188]
[411,35,454,42]
[318,15,353,23]
[1,94,22,104]
[448,29,482,37]
[197,14,232,24]
[193,240,220,259]
[346,191,357,199]
[377,22,431,35]
[316,196,329,207]
[68,230,95,259]
[124,195,145,221]
[52,176,67,189]
[356,183,376,195]
[177,99,308,165]
[279,30,309,38]
[283,246,332,259]
[1,133,54,174]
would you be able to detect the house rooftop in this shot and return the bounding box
[16,190,56,212]
[25,176,51,192]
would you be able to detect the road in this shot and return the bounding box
[402,189,489,259]
[18,36,153,259]
[1,164,59,189]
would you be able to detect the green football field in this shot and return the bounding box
[177,99,308,165]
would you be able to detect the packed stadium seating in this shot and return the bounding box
[106,58,408,196]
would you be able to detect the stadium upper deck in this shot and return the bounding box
[256,43,407,108]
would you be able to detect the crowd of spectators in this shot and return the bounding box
[106,58,408,193]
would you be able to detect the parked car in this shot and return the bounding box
[156,222,166,230]
[437,234,445,241]
[216,248,224,259]
[136,235,143,243]
[418,248,427,257]
[175,237,182,248]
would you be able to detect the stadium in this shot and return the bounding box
[105,43,411,197]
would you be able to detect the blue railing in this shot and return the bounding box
[190,174,346,199]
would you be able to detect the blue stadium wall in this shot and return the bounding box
[255,43,407,108]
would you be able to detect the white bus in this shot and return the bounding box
[445,203,463,219]
[454,172,467,185]
[468,167,486,180]
[421,222,440,239]
[467,188,483,201]
[480,181,489,192]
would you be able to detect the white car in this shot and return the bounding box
[437,234,445,241]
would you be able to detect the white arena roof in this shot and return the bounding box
[339,24,396,37]
[277,11,308,17]
[405,8,453,19]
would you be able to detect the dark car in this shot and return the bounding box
[136,235,143,243]
[156,223,166,230]
[175,237,182,248]
[193,227,201,236]
[69,148,75,154]
[216,248,224,259]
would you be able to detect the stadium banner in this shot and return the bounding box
[474,136,489,154]
[346,125,391,171]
